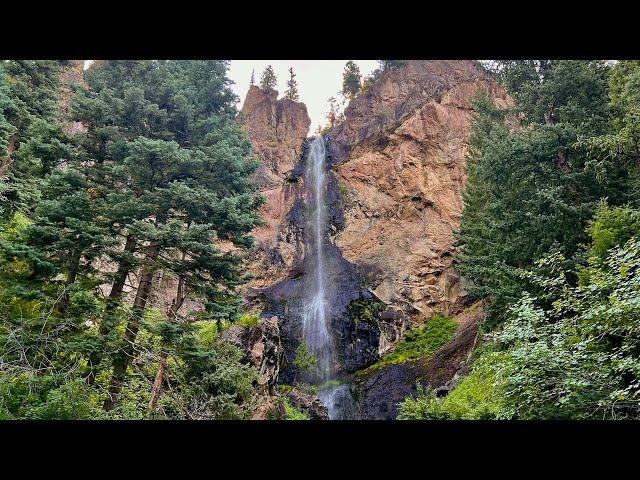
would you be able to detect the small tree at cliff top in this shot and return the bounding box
[260,65,277,92]
[284,67,299,101]
[250,69,255,86]
[326,96,338,128]
[341,61,361,100]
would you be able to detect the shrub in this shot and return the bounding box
[236,313,259,328]
[398,352,508,420]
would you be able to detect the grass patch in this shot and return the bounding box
[358,314,457,376]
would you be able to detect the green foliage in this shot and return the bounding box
[444,232,640,420]
[586,201,640,261]
[293,342,317,372]
[0,61,263,418]
[282,397,310,420]
[236,313,259,328]
[361,314,457,374]
[284,67,299,101]
[341,61,362,100]
[347,297,383,326]
[456,61,620,327]
[398,353,507,420]
[260,65,277,92]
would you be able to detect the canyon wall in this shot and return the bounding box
[240,61,510,418]
[328,60,510,323]
[239,85,311,290]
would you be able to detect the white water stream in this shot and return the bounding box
[302,136,332,377]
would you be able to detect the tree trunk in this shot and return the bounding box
[86,234,137,384]
[148,350,168,413]
[148,256,187,414]
[104,242,159,411]
[0,118,21,177]
[54,249,81,317]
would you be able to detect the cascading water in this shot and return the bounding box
[300,136,353,419]
[302,136,333,377]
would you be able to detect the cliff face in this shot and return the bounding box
[328,60,511,321]
[239,85,311,289]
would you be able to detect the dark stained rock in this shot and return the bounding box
[354,315,480,420]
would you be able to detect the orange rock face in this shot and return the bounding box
[328,60,510,319]
[239,85,311,288]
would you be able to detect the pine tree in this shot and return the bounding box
[0,61,71,218]
[260,65,278,92]
[341,61,361,100]
[71,61,264,410]
[284,67,299,101]
[456,61,615,327]
[250,69,255,86]
[326,96,338,128]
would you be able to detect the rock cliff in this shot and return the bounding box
[328,60,510,321]
[239,85,311,290]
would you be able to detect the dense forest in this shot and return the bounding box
[0,61,264,419]
[1,60,639,420]
[401,60,640,420]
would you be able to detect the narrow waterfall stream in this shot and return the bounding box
[301,136,349,419]
[302,136,332,375]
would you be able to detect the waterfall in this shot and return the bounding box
[300,135,355,419]
[302,136,332,377]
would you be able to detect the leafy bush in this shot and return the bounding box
[282,398,309,420]
[293,342,318,371]
[347,298,383,327]
[586,201,640,261]
[398,352,508,420]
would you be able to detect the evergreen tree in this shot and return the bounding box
[70,60,264,410]
[260,65,277,92]
[0,60,71,218]
[326,96,338,128]
[284,67,299,101]
[250,69,255,86]
[456,61,615,326]
[341,61,361,100]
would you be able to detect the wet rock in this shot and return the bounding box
[286,387,329,420]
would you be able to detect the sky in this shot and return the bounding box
[227,61,379,134]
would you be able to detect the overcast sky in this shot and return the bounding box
[227,60,379,134]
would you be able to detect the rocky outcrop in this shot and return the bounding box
[354,305,483,420]
[328,60,511,320]
[239,85,311,290]
[220,316,286,419]
[286,387,329,420]
[238,62,510,417]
